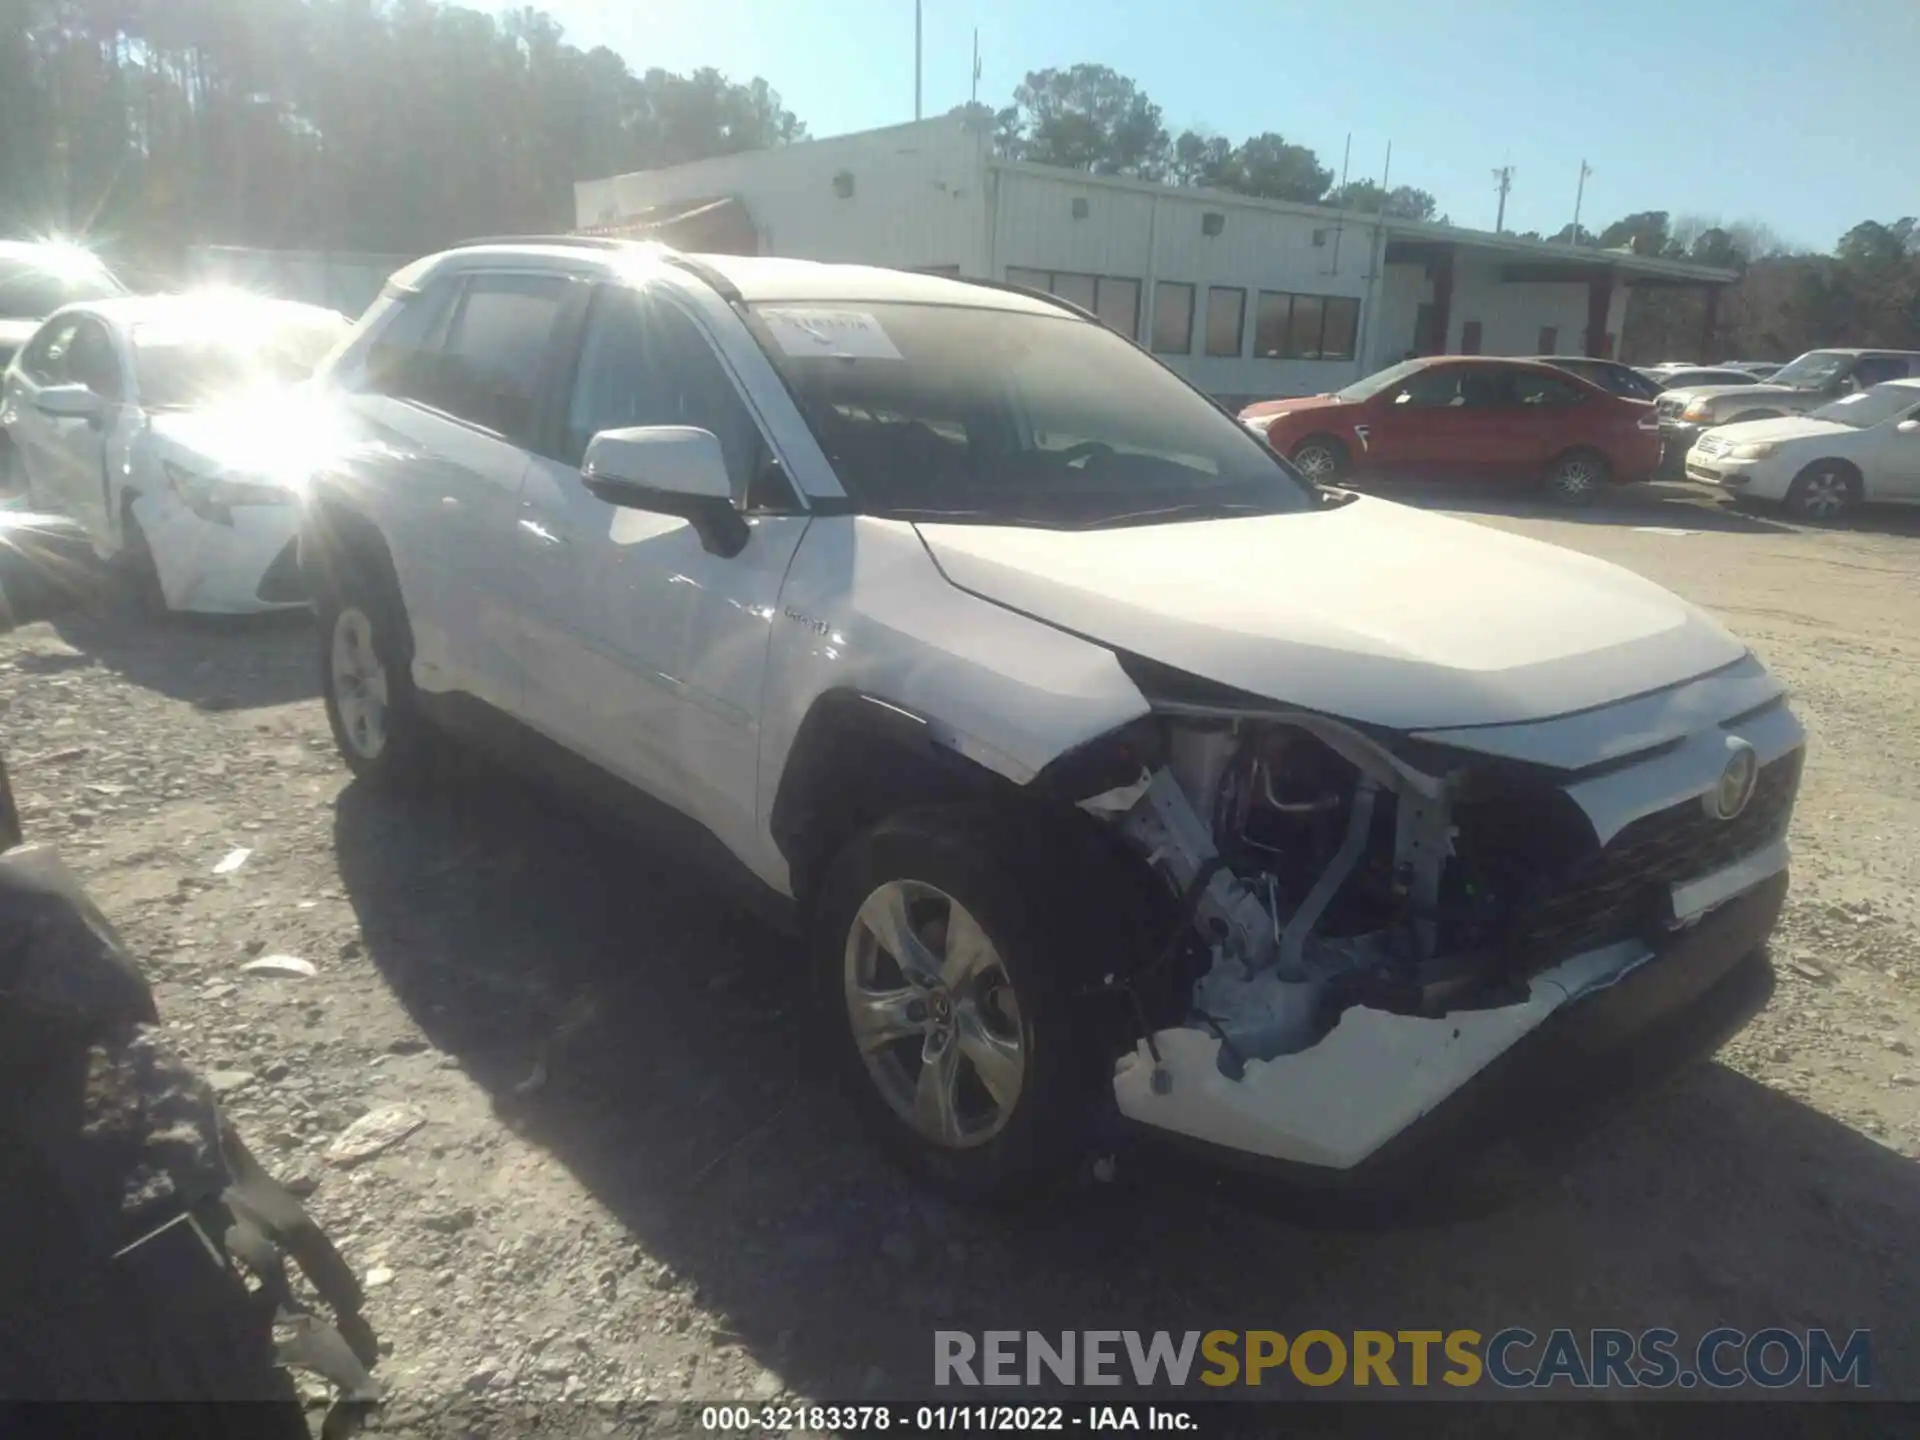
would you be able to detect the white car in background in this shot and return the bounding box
[0,293,348,613]
[1685,378,1920,521]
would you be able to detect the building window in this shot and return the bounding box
[1205,287,1246,357]
[1537,325,1558,354]
[1253,290,1361,362]
[1286,294,1326,359]
[1323,297,1359,362]
[1051,272,1097,312]
[1460,320,1483,355]
[1254,291,1293,359]
[1005,267,1141,338]
[1095,277,1140,339]
[1152,281,1195,354]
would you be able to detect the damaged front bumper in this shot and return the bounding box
[1113,850,1787,1181]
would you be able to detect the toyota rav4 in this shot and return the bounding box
[296,238,1804,1199]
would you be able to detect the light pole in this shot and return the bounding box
[1572,160,1591,243]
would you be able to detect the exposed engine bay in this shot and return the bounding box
[1084,714,1495,1076]
[1071,689,1800,1127]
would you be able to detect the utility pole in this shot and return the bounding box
[1492,165,1513,234]
[914,0,923,120]
[971,27,980,106]
[1571,160,1591,243]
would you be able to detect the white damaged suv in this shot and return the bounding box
[299,239,1803,1198]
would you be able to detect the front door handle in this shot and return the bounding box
[517,518,569,547]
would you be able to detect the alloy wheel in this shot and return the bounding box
[843,879,1026,1149]
[1551,456,1601,498]
[1292,444,1338,481]
[1794,469,1852,520]
[330,607,390,760]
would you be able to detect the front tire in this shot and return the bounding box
[1784,461,1859,523]
[1544,448,1609,506]
[316,551,440,786]
[812,805,1103,1202]
[1288,436,1349,484]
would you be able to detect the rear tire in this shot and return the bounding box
[811,804,1110,1203]
[316,547,442,787]
[1544,448,1609,506]
[1783,461,1859,523]
[1288,436,1349,484]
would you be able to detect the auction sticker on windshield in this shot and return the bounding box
[760,308,903,360]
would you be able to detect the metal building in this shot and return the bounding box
[575,115,1736,408]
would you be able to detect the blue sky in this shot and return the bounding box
[526,0,1917,251]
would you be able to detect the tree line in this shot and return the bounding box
[4,4,1914,362]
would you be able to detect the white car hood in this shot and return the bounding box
[144,387,322,491]
[914,496,1747,731]
[1706,415,1853,446]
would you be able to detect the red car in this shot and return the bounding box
[1241,356,1661,504]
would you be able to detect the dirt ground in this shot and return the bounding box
[3,481,1917,1428]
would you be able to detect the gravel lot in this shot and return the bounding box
[4,482,1917,1429]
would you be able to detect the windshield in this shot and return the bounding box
[0,254,122,320]
[133,310,346,409]
[747,301,1315,526]
[1810,385,1920,428]
[1334,358,1428,403]
[1769,351,1851,389]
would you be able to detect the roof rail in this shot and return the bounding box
[948,274,1101,326]
[661,253,743,305]
[451,234,657,252]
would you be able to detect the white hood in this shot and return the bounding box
[144,385,325,491]
[914,497,1747,730]
[1704,415,1852,446]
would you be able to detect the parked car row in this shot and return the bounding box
[0,240,349,614]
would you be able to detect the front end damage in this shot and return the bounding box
[1051,654,1804,1175]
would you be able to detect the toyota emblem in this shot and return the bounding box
[1704,737,1760,821]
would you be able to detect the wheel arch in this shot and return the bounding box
[770,689,1027,906]
[1793,454,1863,486]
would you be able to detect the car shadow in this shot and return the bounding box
[331,771,1920,1412]
[48,606,317,711]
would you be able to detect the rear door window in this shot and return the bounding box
[434,273,570,442]
[363,278,460,408]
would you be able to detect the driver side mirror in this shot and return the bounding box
[33,383,104,421]
[580,425,749,558]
